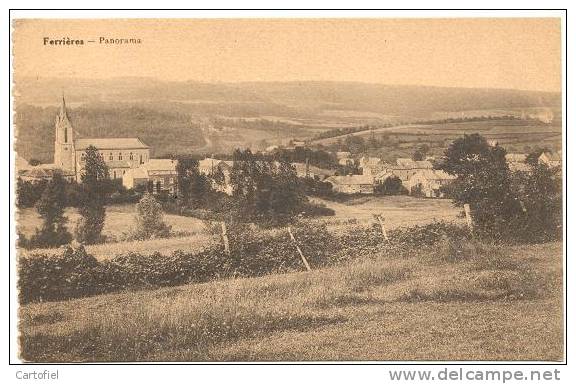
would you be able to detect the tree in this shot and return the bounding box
[176,156,210,207]
[16,178,47,208]
[412,144,430,161]
[132,193,171,239]
[344,135,366,154]
[375,176,407,195]
[27,172,72,248]
[510,163,562,242]
[75,145,109,244]
[438,134,521,238]
[230,149,306,222]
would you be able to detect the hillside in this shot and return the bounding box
[19,241,563,362]
[14,78,562,162]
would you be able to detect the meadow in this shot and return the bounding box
[17,204,210,258]
[19,240,563,362]
[17,196,463,258]
[313,195,465,228]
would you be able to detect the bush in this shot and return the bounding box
[130,193,172,240]
[18,246,100,303]
[374,176,408,196]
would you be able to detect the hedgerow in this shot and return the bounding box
[18,221,475,304]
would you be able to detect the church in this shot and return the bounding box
[53,96,151,182]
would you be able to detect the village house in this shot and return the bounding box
[373,158,434,185]
[122,159,178,195]
[406,169,456,198]
[336,151,351,159]
[325,175,374,194]
[358,156,383,176]
[539,151,562,168]
[338,157,355,166]
[198,157,234,195]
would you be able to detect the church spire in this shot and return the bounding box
[60,93,68,120]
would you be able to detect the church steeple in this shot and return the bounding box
[54,94,75,174]
[60,94,68,120]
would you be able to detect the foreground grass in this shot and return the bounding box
[19,242,563,362]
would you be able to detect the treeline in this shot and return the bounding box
[171,149,334,226]
[271,147,339,169]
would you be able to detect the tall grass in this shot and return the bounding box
[19,256,414,362]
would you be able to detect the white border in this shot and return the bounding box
[3,5,572,384]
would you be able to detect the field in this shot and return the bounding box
[313,195,465,228]
[17,204,210,259]
[19,241,563,362]
[17,196,463,258]
[311,119,562,162]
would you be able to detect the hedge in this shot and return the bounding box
[18,221,470,304]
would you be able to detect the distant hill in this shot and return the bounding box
[15,77,560,117]
[13,78,562,162]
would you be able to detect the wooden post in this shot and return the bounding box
[376,215,390,243]
[221,221,230,255]
[288,226,311,272]
[463,204,474,232]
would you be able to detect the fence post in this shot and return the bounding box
[463,204,474,232]
[288,226,311,272]
[221,221,230,255]
[375,214,390,243]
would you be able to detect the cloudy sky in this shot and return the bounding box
[12,18,561,92]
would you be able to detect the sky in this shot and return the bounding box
[12,18,562,92]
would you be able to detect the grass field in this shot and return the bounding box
[18,196,462,258]
[19,241,563,362]
[17,204,206,240]
[313,195,465,228]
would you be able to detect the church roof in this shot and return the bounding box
[74,138,149,150]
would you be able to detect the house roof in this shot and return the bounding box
[326,175,374,185]
[541,151,562,162]
[396,158,433,169]
[412,169,456,181]
[74,137,149,150]
[128,167,149,179]
[16,155,31,170]
[198,158,233,173]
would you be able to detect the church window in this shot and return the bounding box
[113,170,117,179]
[118,153,123,160]
[129,152,133,160]
[109,152,113,161]
[80,153,85,161]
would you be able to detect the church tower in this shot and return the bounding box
[54,95,76,174]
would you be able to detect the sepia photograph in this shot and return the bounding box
[10,14,565,363]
